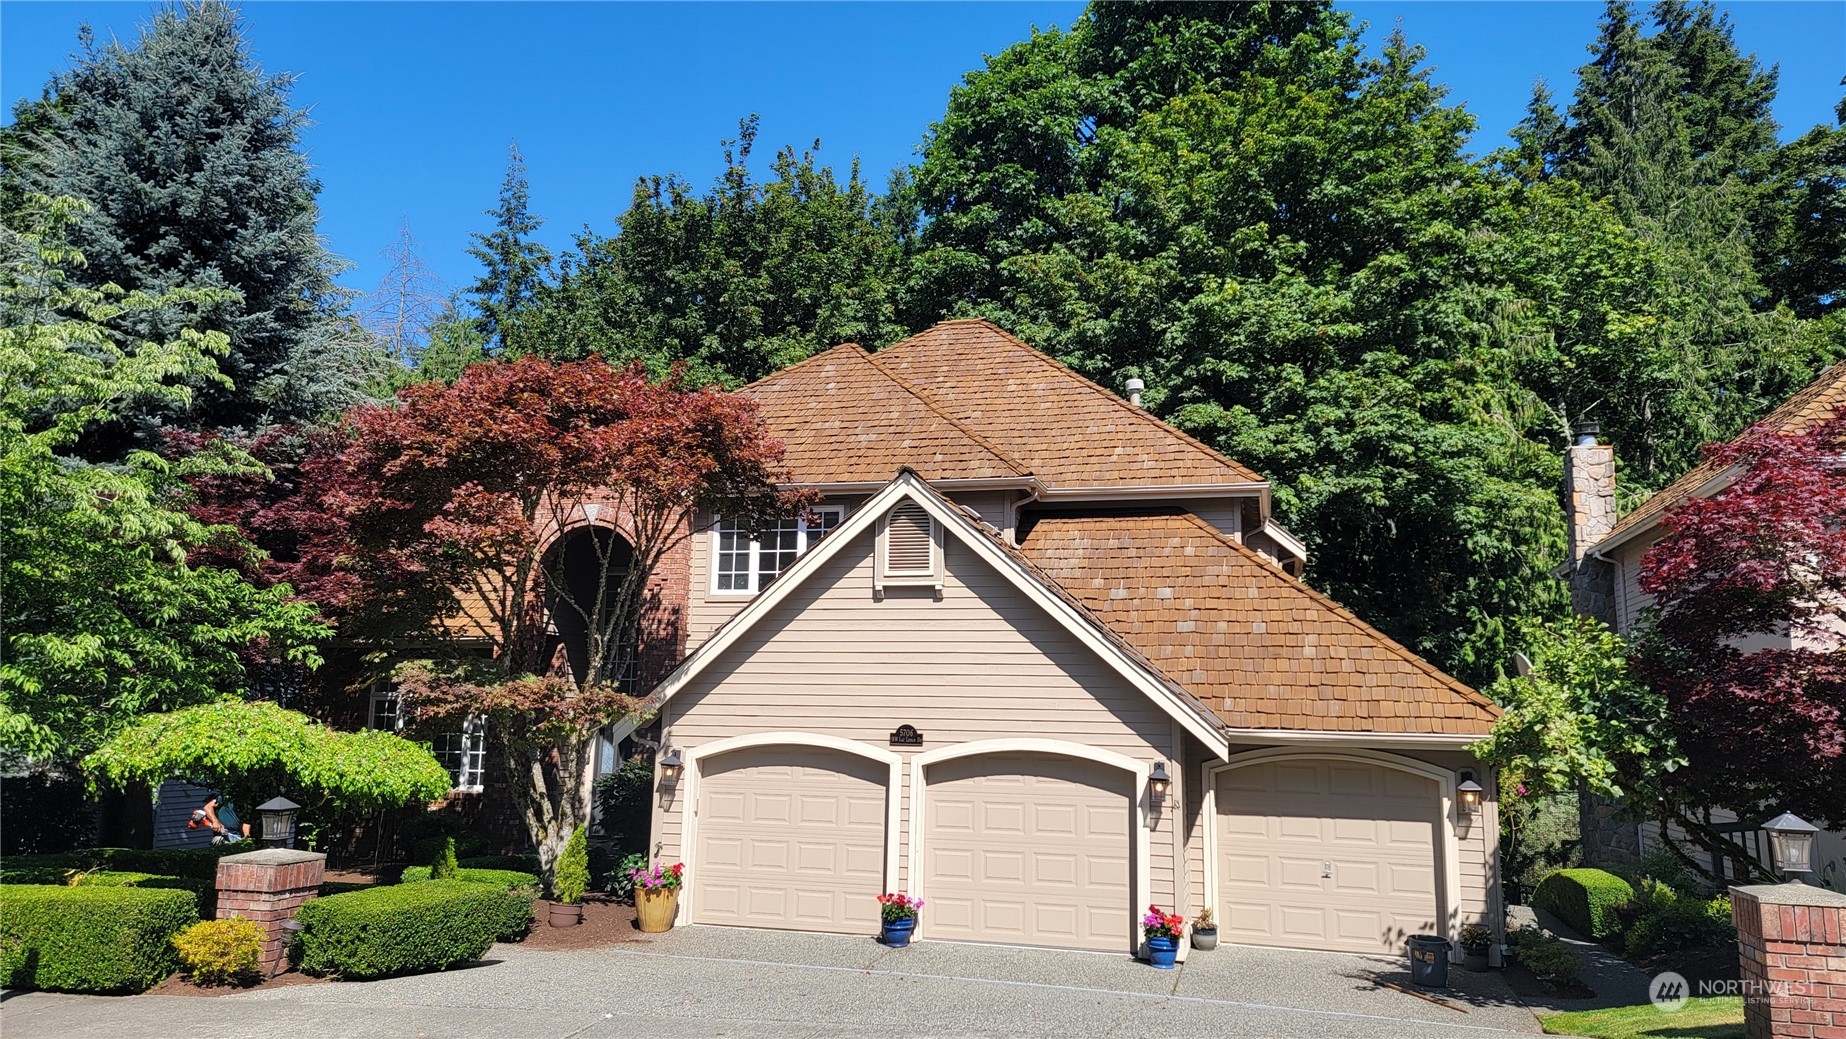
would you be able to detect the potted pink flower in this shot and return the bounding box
[876,892,922,948]
[1142,905,1185,969]
[630,860,684,933]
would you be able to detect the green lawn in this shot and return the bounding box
[1539,997,1744,1039]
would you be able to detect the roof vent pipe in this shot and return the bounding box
[1125,377,1145,408]
[1574,421,1601,448]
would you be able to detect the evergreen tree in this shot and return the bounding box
[464,144,550,352]
[512,118,899,384]
[3,2,341,442]
[1758,88,1846,320]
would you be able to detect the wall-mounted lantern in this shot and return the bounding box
[659,748,684,789]
[1457,772,1485,815]
[1148,762,1170,803]
[256,796,300,849]
[1763,812,1818,883]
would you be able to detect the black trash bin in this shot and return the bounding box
[1407,934,1451,988]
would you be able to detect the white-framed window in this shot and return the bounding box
[436,718,487,793]
[369,680,486,794]
[711,507,844,595]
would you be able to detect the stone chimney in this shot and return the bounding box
[1565,423,1617,624]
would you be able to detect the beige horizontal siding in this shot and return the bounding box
[658,523,1180,919]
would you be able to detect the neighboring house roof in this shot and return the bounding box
[1597,361,1846,552]
[648,471,1234,758]
[1018,511,1500,738]
[744,319,1267,493]
[741,342,1029,486]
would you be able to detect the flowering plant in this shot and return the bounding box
[1142,905,1185,941]
[876,892,923,923]
[629,861,684,893]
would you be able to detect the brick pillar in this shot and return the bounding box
[1732,883,1846,1039]
[215,849,326,976]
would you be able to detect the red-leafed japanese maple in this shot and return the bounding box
[275,357,805,884]
[1636,409,1846,868]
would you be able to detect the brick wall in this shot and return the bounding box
[216,850,326,976]
[1733,884,1846,1039]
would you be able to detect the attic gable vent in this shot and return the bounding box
[876,500,943,592]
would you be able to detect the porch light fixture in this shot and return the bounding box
[1457,772,1485,814]
[1148,763,1170,802]
[255,796,300,849]
[659,748,684,789]
[1763,812,1819,882]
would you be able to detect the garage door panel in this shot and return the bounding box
[1218,759,1441,956]
[925,754,1131,952]
[695,745,887,933]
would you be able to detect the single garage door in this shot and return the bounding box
[695,745,887,933]
[1217,758,1440,955]
[924,753,1132,951]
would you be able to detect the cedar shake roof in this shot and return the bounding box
[1017,511,1499,736]
[744,319,1265,490]
[741,342,1027,484]
[1600,362,1846,547]
[877,320,1265,488]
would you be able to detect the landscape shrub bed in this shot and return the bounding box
[1,844,251,883]
[458,854,540,874]
[1533,868,1635,940]
[1622,886,1735,957]
[397,867,536,940]
[293,880,512,977]
[0,884,198,993]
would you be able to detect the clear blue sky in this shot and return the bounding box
[4,2,1842,304]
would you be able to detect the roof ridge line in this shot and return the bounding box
[735,341,862,393]
[918,319,1268,485]
[856,344,1035,480]
[1164,511,1498,714]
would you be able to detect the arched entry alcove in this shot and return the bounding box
[542,524,636,689]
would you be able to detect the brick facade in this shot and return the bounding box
[1733,884,1846,1039]
[215,849,326,976]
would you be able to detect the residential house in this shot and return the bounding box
[1564,361,1846,884]
[643,320,1503,960]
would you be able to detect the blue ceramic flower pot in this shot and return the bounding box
[882,917,916,948]
[1146,934,1178,969]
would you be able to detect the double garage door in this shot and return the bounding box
[694,747,1133,951]
[1216,758,1441,956]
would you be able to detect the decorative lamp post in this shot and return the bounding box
[255,796,301,849]
[1763,812,1819,883]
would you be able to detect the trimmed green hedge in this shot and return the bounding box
[0,884,199,993]
[398,867,536,941]
[1533,868,1635,940]
[459,854,540,874]
[0,869,211,914]
[1,844,251,883]
[294,881,514,978]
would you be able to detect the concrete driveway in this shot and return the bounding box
[1,926,1547,1038]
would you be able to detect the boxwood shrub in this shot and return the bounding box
[1,844,250,884]
[398,867,536,940]
[1533,868,1635,940]
[293,880,511,978]
[0,884,198,993]
[459,854,540,874]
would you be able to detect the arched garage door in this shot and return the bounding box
[1216,757,1440,955]
[695,745,888,933]
[924,753,1132,951]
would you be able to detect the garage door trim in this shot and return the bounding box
[680,731,903,926]
[1202,747,1460,958]
[908,737,1151,951]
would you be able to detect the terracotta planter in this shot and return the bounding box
[636,888,678,933]
[547,901,584,928]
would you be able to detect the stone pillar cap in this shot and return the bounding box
[1732,882,1846,907]
[219,848,327,867]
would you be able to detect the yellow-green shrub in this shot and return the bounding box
[172,918,265,986]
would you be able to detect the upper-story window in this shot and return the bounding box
[712,507,845,595]
[370,680,487,794]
